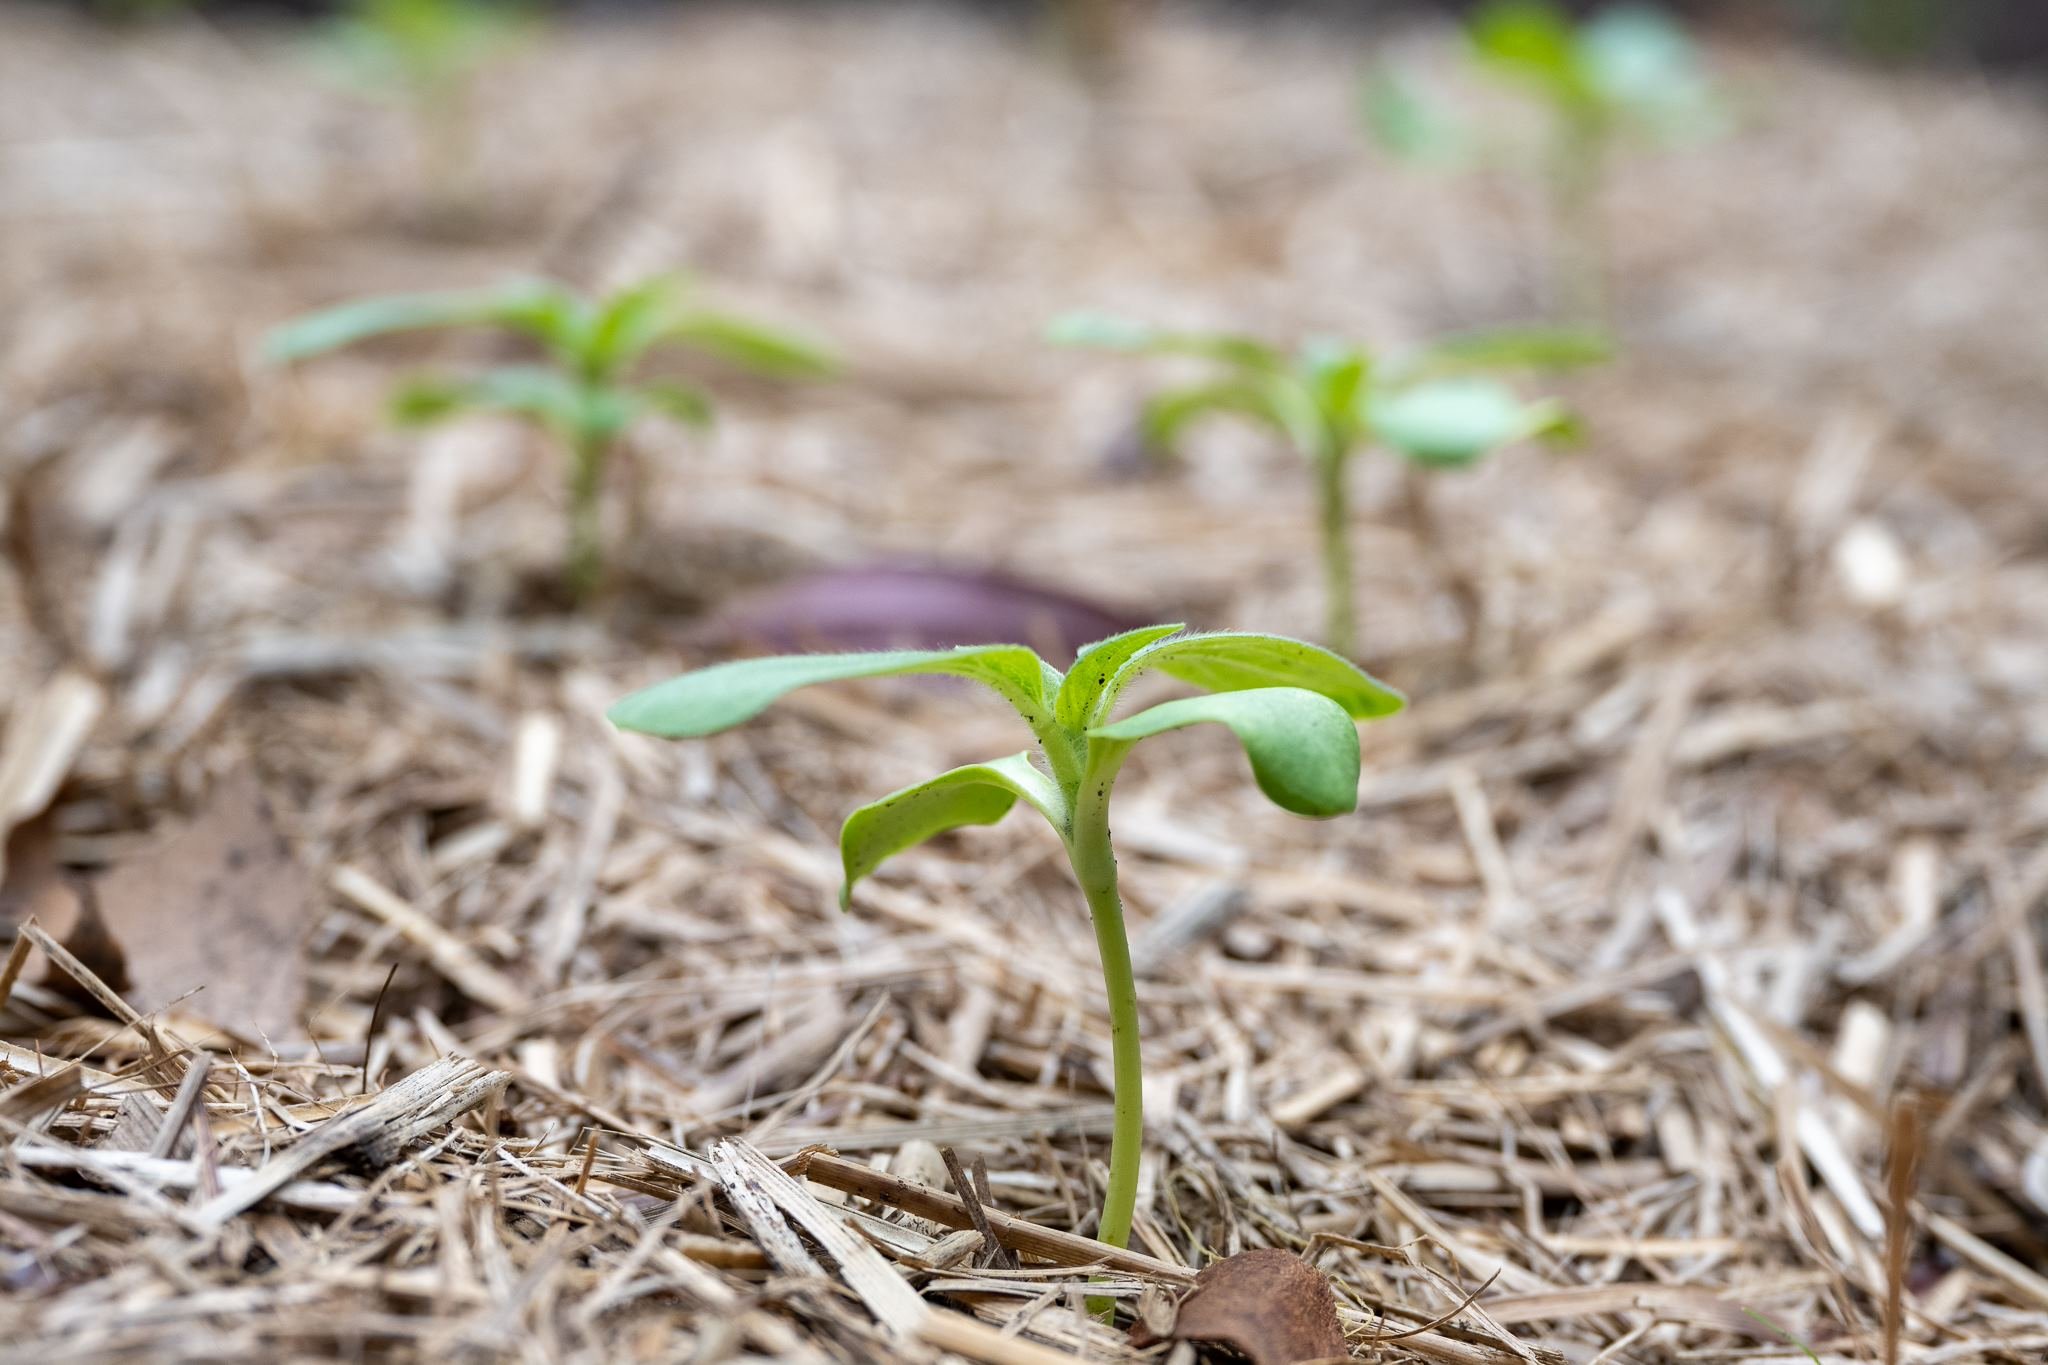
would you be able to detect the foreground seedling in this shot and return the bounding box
[1367,1,1723,321]
[265,275,832,599]
[609,627,1404,1256]
[1053,314,1602,656]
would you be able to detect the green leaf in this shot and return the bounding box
[635,380,716,428]
[663,311,835,378]
[262,279,583,363]
[584,276,691,379]
[389,367,633,444]
[1469,0,1584,93]
[607,645,1055,740]
[1300,341,1371,434]
[1055,624,1186,732]
[1119,630,1406,720]
[1361,68,1469,166]
[1088,687,1362,817]
[1578,6,1701,109]
[1370,377,1564,467]
[1140,382,1289,454]
[1047,313,1283,370]
[838,754,1065,908]
[1413,325,1612,375]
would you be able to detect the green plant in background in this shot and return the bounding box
[1366,2,1724,322]
[314,0,534,190]
[265,276,834,599]
[1051,313,1604,657]
[608,627,1404,1262]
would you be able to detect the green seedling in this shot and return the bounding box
[1051,313,1604,657]
[314,0,533,191]
[1366,2,1724,321]
[608,627,1405,1258]
[264,275,833,598]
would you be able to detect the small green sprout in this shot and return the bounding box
[264,276,833,598]
[1051,313,1603,657]
[608,627,1405,1255]
[1366,2,1724,321]
[314,0,534,191]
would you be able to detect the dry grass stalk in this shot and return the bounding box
[2,4,2047,1360]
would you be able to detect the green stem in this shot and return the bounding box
[1064,765,1142,1253]
[1549,112,1609,327]
[566,432,607,601]
[1315,450,1356,660]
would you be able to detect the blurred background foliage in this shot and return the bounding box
[58,0,2048,71]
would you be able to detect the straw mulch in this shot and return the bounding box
[3,5,2047,1362]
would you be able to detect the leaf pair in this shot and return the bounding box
[607,626,1405,906]
[1049,313,1600,469]
[265,276,830,386]
[1367,2,1725,167]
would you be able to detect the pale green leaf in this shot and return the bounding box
[607,645,1054,739]
[1412,325,1612,375]
[1115,631,1405,721]
[390,367,632,443]
[585,275,691,379]
[663,311,835,378]
[263,279,583,362]
[1370,377,1562,467]
[1361,67,1470,166]
[838,754,1065,908]
[1088,687,1362,817]
[1579,6,1700,109]
[1140,382,1289,454]
[1047,313,1283,370]
[635,380,716,428]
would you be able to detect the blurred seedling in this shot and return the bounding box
[313,0,535,197]
[1051,313,1604,658]
[265,275,833,600]
[609,626,1404,1272]
[1366,2,1725,322]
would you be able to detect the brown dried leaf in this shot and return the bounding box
[93,772,312,1041]
[0,808,85,941]
[1129,1248,1349,1365]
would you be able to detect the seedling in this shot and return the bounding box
[314,0,533,193]
[1366,2,1723,321]
[1051,313,1603,657]
[264,275,833,598]
[608,627,1405,1254]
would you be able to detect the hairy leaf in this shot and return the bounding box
[1116,631,1405,721]
[664,311,835,378]
[263,279,581,362]
[1088,687,1362,817]
[1055,624,1186,732]
[1370,377,1565,467]
[838,754,1064,907]
[608,645,1054,739]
